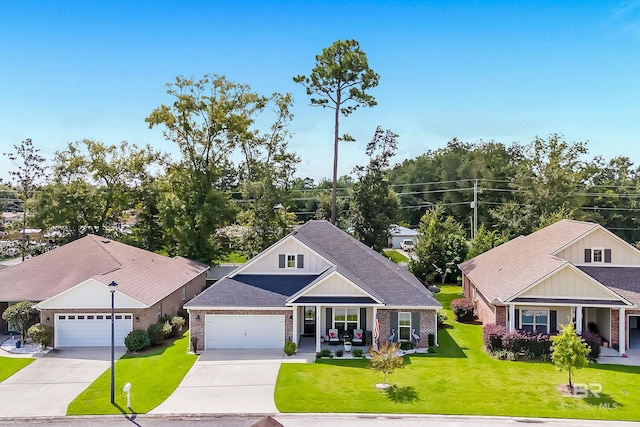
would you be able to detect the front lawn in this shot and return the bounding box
[275,285,640,421]
[0,356,34,382]
[67,332,197,415]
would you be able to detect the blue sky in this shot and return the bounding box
[1,1,640,183]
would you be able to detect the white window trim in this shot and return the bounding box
[520,309,549,334]
[398,311,412,341]
[332,307,360,330]
[592,247,604,264]
[286,253,297,269]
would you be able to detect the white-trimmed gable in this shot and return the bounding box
[511,265,627,302]
[555,227,640,266]
[234,235,332,275]
[287,270,383,304]
[36,278,147,309]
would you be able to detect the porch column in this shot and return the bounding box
[372,306,378,349]
[575,305,583,335]
[315,305,323,353]
[619,308,626,356]
[292,307,298,346]
[508,304,515,332]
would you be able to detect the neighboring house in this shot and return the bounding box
[186,220,441,352]
[388,224,418,249]
[459,219,640,356]
[206,264,242,287]
[0,235,208,347]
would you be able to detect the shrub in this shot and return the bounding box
[352,349,363,357]
[437,309,448,326]
[581,331,601,361]
[125,329,151,352]
[336,350,344,357]
[483,324,506,352]
[171,316,186,332]
[320,348,332,358]
[283,340,297,356]
[399,341,415,350]
[162,321,174,337]
[450,298,475,322]
[502,331,527,353]
[27,323,54,348]
[177,308,189,323]
[147,322,165,345]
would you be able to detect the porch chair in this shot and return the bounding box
[328,328,340,345]
[352,329,364,346]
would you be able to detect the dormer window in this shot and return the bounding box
[584,248,611,264]
[593,248,603,263]
[279,253,305,269]
[287,254,296,268]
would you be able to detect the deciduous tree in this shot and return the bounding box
[551,322,590,389]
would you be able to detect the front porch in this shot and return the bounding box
[296,336,372,353]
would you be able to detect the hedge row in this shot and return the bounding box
[124,315,185,352]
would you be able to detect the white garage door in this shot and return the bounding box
[55,313,133,347]
[205,314,285,349]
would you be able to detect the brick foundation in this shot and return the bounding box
[376,309,437,349]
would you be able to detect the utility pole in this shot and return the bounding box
[473,179,478,239]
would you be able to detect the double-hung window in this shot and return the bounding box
[333,308,358,334]
[592,248,604,263]
[287,254,296,268]
[521,309,548,333]
[398,312,411,341]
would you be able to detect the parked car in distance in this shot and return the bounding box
[400,239,415,251]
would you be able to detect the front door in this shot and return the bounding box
[303,306,315,336]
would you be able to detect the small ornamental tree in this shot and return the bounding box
[369,342,404,388]
[551,323,590,389]
[27,323,54,348]
[2,301,39,342]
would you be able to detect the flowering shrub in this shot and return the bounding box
[450,298,475,322]
[482,324,506,351]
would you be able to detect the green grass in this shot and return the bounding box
[275,285,640,421]
[0,356,34,382]
[382,250,409,264]
[217,252,247,264]
[67,332,197,415]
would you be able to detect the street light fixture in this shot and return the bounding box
[108,280,118,404]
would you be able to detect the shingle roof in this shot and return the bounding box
[0,235,208,305]
[579,266,640,306]
[186,275,317,307]
[459,219,598,302]
[293,220,439,307]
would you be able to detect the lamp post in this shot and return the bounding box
[108,280,118,404]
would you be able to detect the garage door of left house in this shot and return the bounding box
[55,313,133,347]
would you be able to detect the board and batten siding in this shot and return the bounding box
[242,237,332,274]
[305,274,369,297]
[556,228,640,265]
[519,267,618,300]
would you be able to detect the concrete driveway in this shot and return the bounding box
[151,349,283,415]
[0,347,126,417]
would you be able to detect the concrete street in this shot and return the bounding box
[0,347,126,417]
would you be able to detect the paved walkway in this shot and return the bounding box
[151,349,285,414]
[0,347,125,417]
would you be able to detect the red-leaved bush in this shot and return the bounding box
[450,298,475,322]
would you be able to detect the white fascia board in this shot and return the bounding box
[512,302,632,308]
[507,263,632,306]
[286,302,385,307]
[36,278,147,309]
[287,270,384,304]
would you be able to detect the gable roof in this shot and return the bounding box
[459,219,599,302]
[579,266,640,306]
[0,235,208,306]
[187,220,440,309]
[291,221,439,307]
